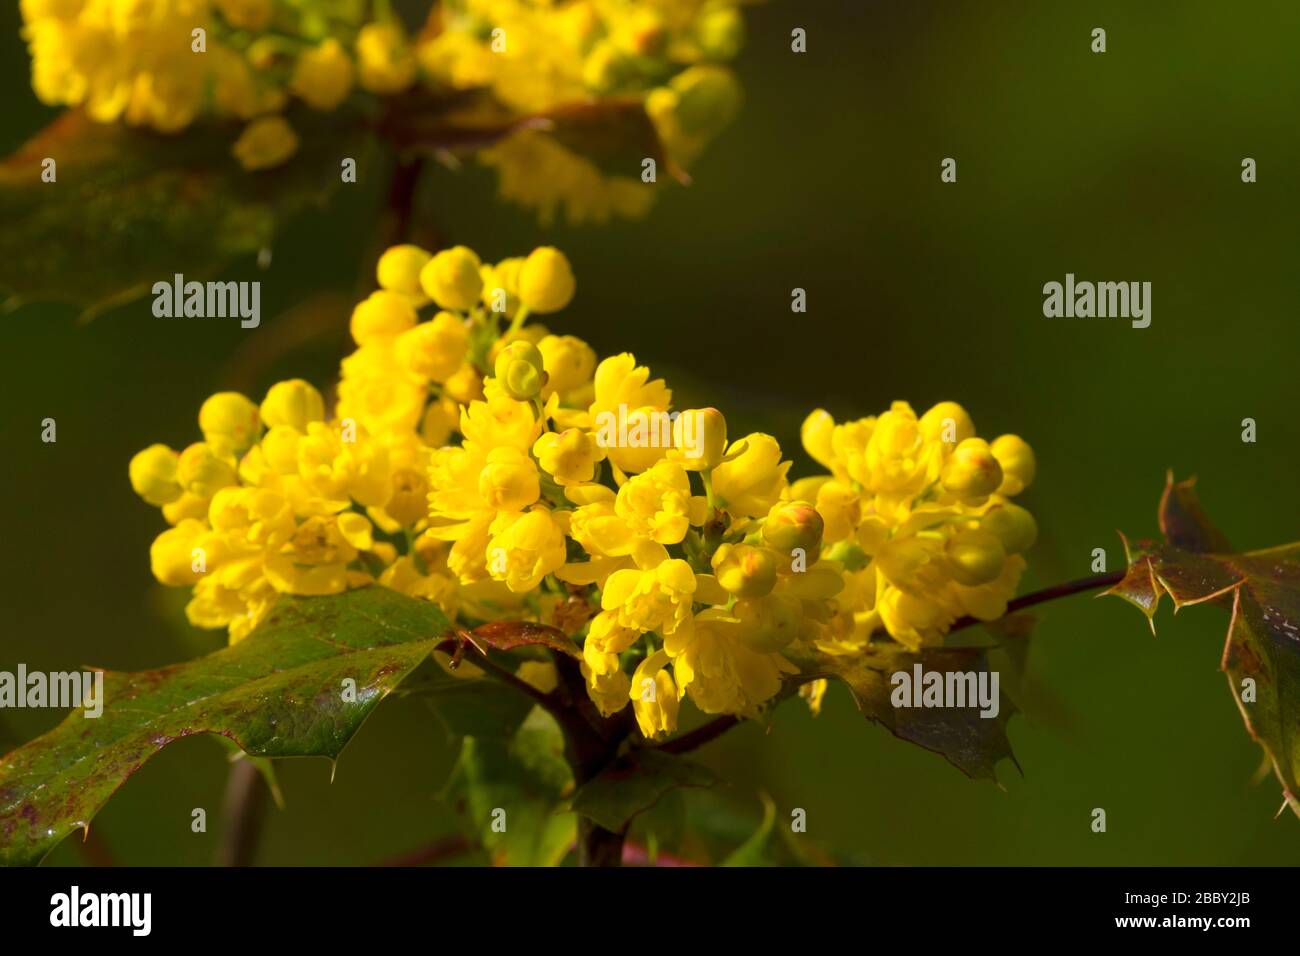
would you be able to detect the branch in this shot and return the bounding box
[948,570,1124,633]
[655,715,740,755]
[216,758,269,867]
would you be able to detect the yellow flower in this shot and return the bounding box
[350,290,418,346]
[355,21,417,94]
[264,513,375,595]
[711,433,790,519]
[297,421,392,509]
[232,116,299,171]
[377,244,433,299]
[477,446,540,512]
[260,380,325,433]
[290,38,354,111]
[630,649,679,738]
[668,407,727,471]
[493,340,546,401]
[199,392,261,457]
[150,520,229,588]
[664,610,795,716]
[941,437,1004,500]
[518,247,576,313]
[600,544,696,635]
[712,543,779,598]
[176,442,237,499]
[420,246,484,312]
[533,428,605,486]
[129,444,182,506]
[536,334,595,401]
[208,486,295,555]
[395,312,469,384]
[485,508,567,592]
[990,434,1036,496]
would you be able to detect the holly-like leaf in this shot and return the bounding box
[440,707,576,866]
[0,109,370,320]
[1106,473,1300,817]
[0,587,449,866]
[792,642,1019,781]
[466,620,580,659]
[570,748,717,833]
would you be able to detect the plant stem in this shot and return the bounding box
[947,569,1124,633]
[375,834,472,867]
[216,759,268,867]
[656,715,739,755]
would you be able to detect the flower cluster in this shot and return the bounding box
[20,0,387,167]
[421,0,745,223]
[20,1,745,210]
[131,245,1037,739]
[800,404,1037,653]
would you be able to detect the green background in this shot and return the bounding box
[2,0,1297,865]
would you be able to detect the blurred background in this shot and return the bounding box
[2,0,1298,865]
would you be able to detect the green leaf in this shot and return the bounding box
[0,587,448,866]
[0,108,367,320]
[570,748,717,833]
[791,642,1019,781]
[1106,473,1300,818]
[440,708,576,866]
[399,658,535,739]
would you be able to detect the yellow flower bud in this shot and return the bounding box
[667,65,741,138]
[129,444,182,506]
[478,446,540,512]
[376,244,432,297]
[762,500,824,562]
[696,7,745,60]
[919,401,975,447]
[537,334,596,398]
[150,520,227,587]
[670,407,727,470]
[990,434,1036,495]
[518,247,576,314]
[980,502,1038,554]
[630,649,679,739]
[493,340,546,401]
[290,38,354,111]
[733,593,804,652]
[232,115,298,171]
[355,22,417,94]
[479,257,524,317]
[395,311,469,384]
[420,245,483,312]
[260,379,325,432]
[945,528,1007,586]
[176,442,237,498]
[941,437,1003,499]
[800,409,837,470]
[533,428,604,485]
[350,290,418,346]
[712,543,779,598]
[198,392,261,456]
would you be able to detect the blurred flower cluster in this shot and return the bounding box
[21,0,745,214]
[130,245,1036,738]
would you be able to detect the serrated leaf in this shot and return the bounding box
[467,620,580,659]
[0,587,448,866]
[0,109,370,320]
[791,642,1018,781]
[1106,474,1300,817]
[440,708,576,866]
[570,748,717,833]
